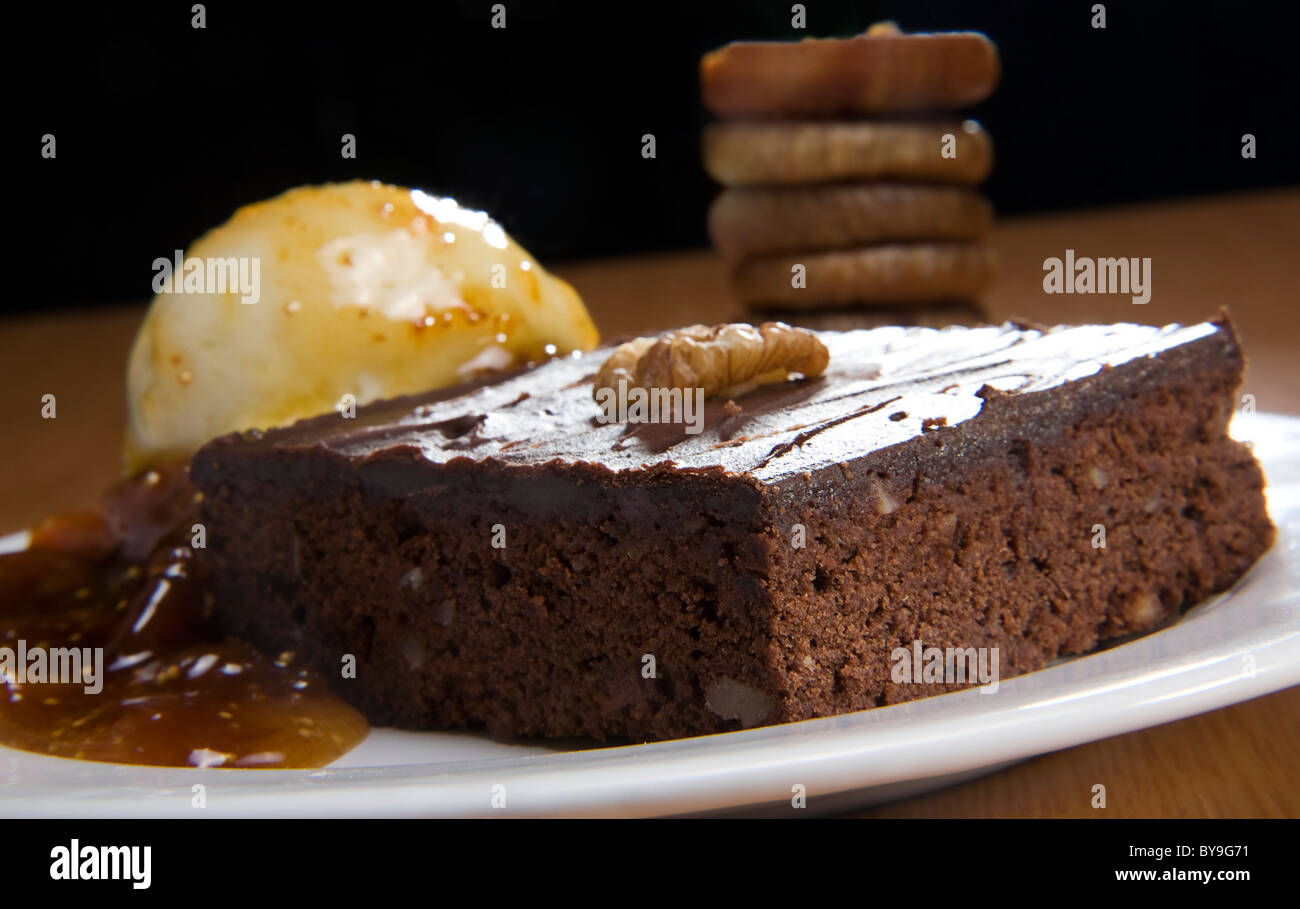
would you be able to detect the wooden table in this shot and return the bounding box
[2,189,1297,816]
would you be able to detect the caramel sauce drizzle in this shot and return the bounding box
[0,466,367,768]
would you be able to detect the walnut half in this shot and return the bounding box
[593,322,829,401]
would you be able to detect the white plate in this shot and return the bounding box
[3,414,1298,818]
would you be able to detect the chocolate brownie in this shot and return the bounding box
[190,316,1274,741]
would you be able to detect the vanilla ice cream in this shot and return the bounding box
[125,181,599,470]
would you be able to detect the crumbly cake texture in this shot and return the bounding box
[190,317,1274,741]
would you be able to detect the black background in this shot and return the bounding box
[10,818,1282,892]
[13,0,1299,314]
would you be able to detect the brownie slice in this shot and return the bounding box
[190,316,1274,741]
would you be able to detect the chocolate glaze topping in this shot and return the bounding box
[201,320,1226,486]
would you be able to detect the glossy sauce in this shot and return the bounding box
[0,466,367,768]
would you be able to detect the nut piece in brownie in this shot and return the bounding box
[190,317,1274,741]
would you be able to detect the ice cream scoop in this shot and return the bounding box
[125,181,599,471]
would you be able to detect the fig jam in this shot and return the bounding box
[0,466,367,768]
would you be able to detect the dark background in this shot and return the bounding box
[14,0,1299,313]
